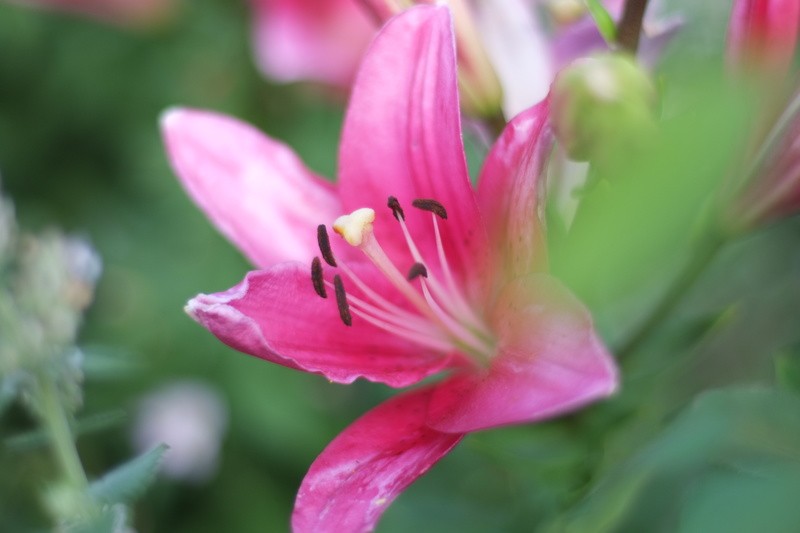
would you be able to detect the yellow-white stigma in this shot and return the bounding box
[333,207,375,247]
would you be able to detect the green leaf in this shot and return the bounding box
[67,505,130,533]
[80,345,142,381]
[551,387,800,533]
[776,348,800,393]
[4,410,126,452]
[583,0,617,44]
[551,76,756,313]
[89,444,168,505]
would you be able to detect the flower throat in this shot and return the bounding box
[310,196,495,362]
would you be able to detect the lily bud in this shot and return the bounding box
[551,53,658,162]
[727,0,800,76]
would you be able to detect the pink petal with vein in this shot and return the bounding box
[250,0,374,87]
[186,263,451,387]
[338,6,488,294]
[428,274,618,433]
[292,387,463,533]
[477,100,553,290]
[161,108,342,268]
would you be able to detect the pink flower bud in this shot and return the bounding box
[727,0,800,75]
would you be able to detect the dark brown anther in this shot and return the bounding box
[411,198,448,220]
[317,224,337,267]
[407,262,428,281]
[311,257,327,299]
[387,196,405,221]
[333,274,352,327]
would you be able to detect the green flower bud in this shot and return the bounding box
[551,53,658,162]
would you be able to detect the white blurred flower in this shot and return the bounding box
[132,381,227,483]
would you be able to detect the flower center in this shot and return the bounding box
[310,196,495,363]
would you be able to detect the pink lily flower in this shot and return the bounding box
[250,0,551,116]
[251,0,675,118]
[4,0,176,26]
[162,6,617,531]
[250,0,375,88]
[726,0,800,75]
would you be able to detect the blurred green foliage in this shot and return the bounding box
[550,387,800,533]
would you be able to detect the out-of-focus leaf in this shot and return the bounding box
[549,387,800,533]
[584,0,617,44]
[3,410,126,452]
[776,348,800,392]
[552,75,756,312]
[80,345,142,381]
[70,507,119,533]
[88,444,167,505]
[0,374,19,416]
[679,461,800,533]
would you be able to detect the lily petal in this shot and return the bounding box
[250,0,374,87]
[427,274,618,433]
[161,108,342,268]
[292,387,464,533]
[186,263,451,387]
[477,100,553,289]
[338,6,488,291]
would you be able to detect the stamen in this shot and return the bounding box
[327,279,442,339]
[431,212,482,327]
[311,257,327,299]
[387,196,405,221]
[411,198,448,219]
[348,307,453,353]
[333,275,352,326]
[407,262,428,280]
[317,224,337,267]
[326,205,495,361]
[337,262,421,325]
[416,276,495,356]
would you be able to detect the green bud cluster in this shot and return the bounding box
[0,185,101,415]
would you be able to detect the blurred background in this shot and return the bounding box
[1,1,800,532]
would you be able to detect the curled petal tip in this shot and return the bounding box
[184,295,208,322]
[159,106,188,131]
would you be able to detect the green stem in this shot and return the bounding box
[35,371,93,516]
[617,234,726,360]
[484,111,507,139]
[616,0,650,53]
